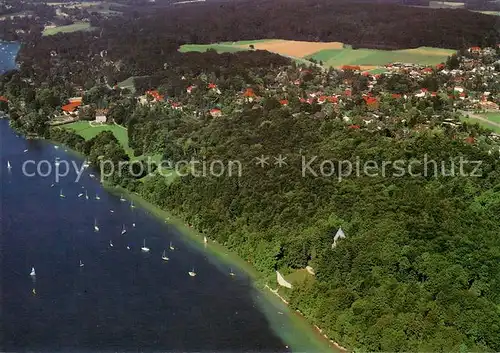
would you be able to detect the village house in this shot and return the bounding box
[95,109,108,123]
[209,108,222,117]
[171,102,183,110]
[61,97,82,117]
[243,88,256,102]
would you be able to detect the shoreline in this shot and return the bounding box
[106,185,346,352]
[11,123,347,352]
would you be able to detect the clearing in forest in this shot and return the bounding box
[62,121,133,156]
[179,40,455,71]
[43,22,94,36]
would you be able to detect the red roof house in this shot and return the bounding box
[209,108,222,117]
[146,90,164,102]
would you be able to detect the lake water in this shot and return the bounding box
[0,41,20,73]
[0,41,333,353]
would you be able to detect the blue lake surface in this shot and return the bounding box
[0,119,290,352]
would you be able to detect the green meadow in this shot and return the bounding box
[43,22,94,36]
[63,121,133,156]
[480,112,500,124]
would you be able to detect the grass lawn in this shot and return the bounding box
[479,112,500,124]
[460,115,500,133]
[43,22,94,36]
[63,121,134,156]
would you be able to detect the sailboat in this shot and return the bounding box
[59,189,65,198]
[130,200,135,209]
[169,241,175,250]
[188,267,197,277]
[23,149,28,153]
[7,161,11,169]
[204,236,208,245]
[79,260,84,267]
[229,268,235,276]
[121,224,127,235]
[94,219,99,232]
[120,195,126,202]
[141,239,150,252]
[109,240,114,248]
[95,194,100,200]
[50,183,55,188]
[78,193,84,198]
[85,190,89,200]
[126,245,131,250]
[161,250,169,261]
[30,267,36,277]
[132,222,136,227]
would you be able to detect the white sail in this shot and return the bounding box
[30,267,36,277]
[169,241,175,250]
[188,267,196,277]
[276,271,292,288]
[162,250,169,261]
[59,189,65,198]
[109,240,113,247]
[78,193,83,198]
[141,239,150,252]
[80,260,84,267]
[130,201,135,208]
[120,195,126,202]
[204,236,208,244]
[121,224,126,235]
[7,161,11,169]
[94,219,99,232]
[95,194,100,200]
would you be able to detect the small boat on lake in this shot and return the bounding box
[130,201,135,208]
[121,224,127,235]
[109,240,114,248]
[161,250,169,261]
[141,239,150,252]
[120,195,126,202]
[30,267,36,277]
[229,268,235,276]
[7,161,11,169]
[59,189,65,198]
[78,193,84,198]
[169,241,175,251]
[188,267,196,277]
[95,194,100,200]
[94,219,99,232]
[85,190,89,200]
[79,260,84,267]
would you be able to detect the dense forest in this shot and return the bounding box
[2,0,500,350]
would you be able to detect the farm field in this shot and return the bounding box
[43,22,94,36]
[306,46,455,68]
[179,40,455,70]
[63,121,134,156]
